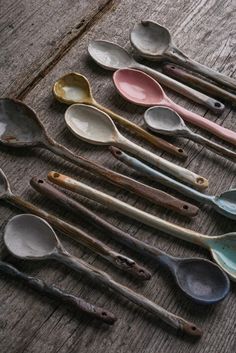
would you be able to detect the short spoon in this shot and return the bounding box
[145,106,236,163]
[88,40,223,114]
[113,68,236,146]
[4,214,202,336]
[31,177,230,304]
[49,171,236,281]
[130,20,236,91]
[65,103,208,189]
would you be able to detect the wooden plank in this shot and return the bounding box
[0,0,236,352]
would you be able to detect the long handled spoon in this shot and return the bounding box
[144,106,236,163]
[88,40,223,114]
[0,169,150,280]
[53,73,185,159]
[31,177,230,304]
[0,98,190,213]
[49,171,236,281]
[111,147,236,220]
[130,21,236,91]
[113,68,236,147]
[0,260,116,324]
[65,104,208,190]
[4,214,202,336]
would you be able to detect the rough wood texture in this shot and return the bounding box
[0,0,236,352]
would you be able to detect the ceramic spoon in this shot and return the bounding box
[4,214,202,336]
[31,177,230,304]
[145,106,236,163]
[113,68,236,147]
[49,171,236,282]
[130,20,236,91]
[0,169,150,280]
[110,147,236,221]
[53,73,185,159]
[65,104,208,190]
[88,40,224,114]
[0,260,116,324]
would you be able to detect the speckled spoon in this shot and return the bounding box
[65,103,208,189]
[88,40,224,114]
[4,214,202,336]
[130,20,236,91]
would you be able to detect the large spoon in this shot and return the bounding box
[4,214,202,336]
[0,260,116,324]
[113,68,236,147]
[145,106,236,163]
[88,40,224,114]
[130,21,236,91]
[31,177,230,304]
[65,104,208,190]
[111,147,236,221]
[53,73,185,159]
[49,171,236,282]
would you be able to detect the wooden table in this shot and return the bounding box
[1,1,236,352]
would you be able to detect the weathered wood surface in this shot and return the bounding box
[0,0,236,352]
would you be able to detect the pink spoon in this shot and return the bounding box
[113,68,236,147]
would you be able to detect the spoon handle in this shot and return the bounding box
[163,64,236,106]
[117,135,208,190]
[136,63,224,114]
[0,260,116,324]
[54,249,201,336]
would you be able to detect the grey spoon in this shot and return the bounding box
[130,20,236,91]
[88,40,224,114]
[145,106,236,163]
[110,147,236,220]
[3,214,202,336]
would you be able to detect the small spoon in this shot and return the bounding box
[65,104,208,190]
[4,214,202,336]
[53,73,185,159]
[31,177,230,304]
[145,106,236,163]
[49,171,236,282]
[113,68,236,147]
[130,20,236,91]
[0,260,116,324]
[110,147,236,221]
[88,40,224,114]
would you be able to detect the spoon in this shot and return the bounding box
[145,106,236,163]
[0,168,150,280]
[0,260,116,324]
[49,171,236,282]
[0,98,189,214]
[4,214,202,336]
[113,68,236,147]
[65,104,208,190]
[53,73,186,159]
[130,20,236,91]
[88,40,224,114]
[31,177,230,304]
[110,147,236,221]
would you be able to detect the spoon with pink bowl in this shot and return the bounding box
[113,68,236,147]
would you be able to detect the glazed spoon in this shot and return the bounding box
[88,40,224,114]
[113,68,236,147]
[130,20,236,91]
[4,214,202,336]
[65,104,208,190]
[31,177,230,304]
[53,73,186,159]
[49,171,236,282]
[145,106,236,163]
[111,147,236,220]
[0,260,116,324]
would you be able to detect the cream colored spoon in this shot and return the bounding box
[65,104,208,189]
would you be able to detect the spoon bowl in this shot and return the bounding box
[213,190,236,218]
